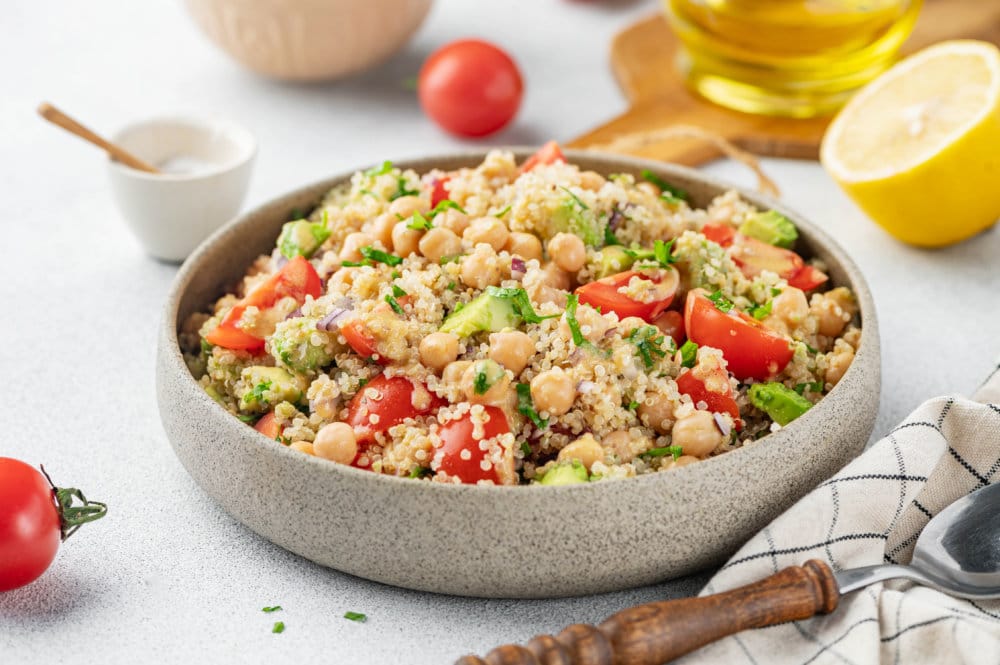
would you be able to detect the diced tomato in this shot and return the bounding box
[206,256,323,352]
[253,411,282,439]
[430,176,452,207]
[729,235,804,279]
[346,375,444,454]
[787,264,829,291]
[684,289,793,381]
[676,371,740,425]
[340,319,385,363]
[652,310,686,346]
[436,406,510,484]
[520,141,565,173]
[575,268,679,323]
[701,222,736,248]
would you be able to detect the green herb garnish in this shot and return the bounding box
[629,239,677,268]
[237,414,260,424]
[640,169,688,201]
[707,290,735,314]
[446,281,457,291]
[627,401,640,411]
[357,378,369,388]
[247,380,272,405]
[272,621,285,634]
[559,186,589,210]
[485,286,558,324]
[494,204,512,218]
[474,368,491,395]
[385,295,405,315]
[642,445,684,459]
[262,606,282,613]
[564,293,586,347]
[627,325,672,369]
[391,176,420,201]
[679,340,698,368]
[439,254,464,265]
[516,383,548,429]
[794,381,824,395]
[359,246,403,266]
[749,300,773,320]
[408,466,432,479]
[429,200,466,217]
[603,224,622,247]
[364,160,393,178]
[341,260,368,267]
[520,441,532,457]
[344,612,367,623]
[391,284,407,297]
[200,338,213,355]
[406,211,433,231]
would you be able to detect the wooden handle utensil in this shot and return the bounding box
[456,560,839,665]
[37,102,160,174]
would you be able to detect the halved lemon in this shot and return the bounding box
[821,40,1000,247]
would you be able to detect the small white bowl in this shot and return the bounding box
[107,116,256,262]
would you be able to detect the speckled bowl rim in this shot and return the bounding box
[162,149,878,497]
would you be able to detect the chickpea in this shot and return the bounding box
[578,170,605,192]
[388,195,430,219]
[437,209,470,236]
[772,287,809,327]
[559,302,609,344]
[460,247,502,290]
[340,232,373,262]
[463,217,510,252]
[368,213,397,248]
[462,359,510,405]
[637,181,660,198]
[391,221,421,257]
[505,232,544,262]
[313,422,359,465]
[442,360,473,386]
[541,262,571,291]
[558,434,604,470]
[419,332,459,372]
[602,431,633,462]
[671,410,723,458]
[665,455,699,470]
[419,227,463,263]
[638,393,675,434]
[825,345,855,386]
[488,331,536,374]
[530,368,576,416]
[289,441,315,456]
[548,232,587,273]
[813,288,855,338]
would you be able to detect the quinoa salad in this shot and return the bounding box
[181,143,861,486]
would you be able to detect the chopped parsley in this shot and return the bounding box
[439,254,463,265]
[473,367,491,395]
[627,401,640,411]
[707,290,735,314]
[262,606,282,613]
[627,325,673,369]
[484,286,558,324]
[749,300,773,320]
[679,340,699,368]
[357,378,369,388]
[603,224,623,247]
[385,295,405,315]
[341,260,368,267]
[516,383,548,429]
[391,270,401,279]
[446,281,457,291]
[559,186,589,210]
[344,612,367,623]
[794,381,824,395]
[247,380,272,405]
[494,204,512,218]
[771,287,783,297]
[428,200,466,217]
[272,621,285,634]
[237,414,260,424]
[520,441,532,457]
[804,342,819,354]
[391,284,407,297]
[364,160,393,178]
[360,246,403,266]
[200,338,213,355]
[640,169,688,201]
[564,293,586,347]
[642,445,684,459]
[408,466,432,479]
[406,211,433,231]
[390,177,420,201]
[629,239,677,268]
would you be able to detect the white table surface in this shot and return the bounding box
[3,1,999,663]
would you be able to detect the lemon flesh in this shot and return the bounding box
[821,40,1000,247]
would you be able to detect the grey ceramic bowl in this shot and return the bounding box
[157,150,880,599]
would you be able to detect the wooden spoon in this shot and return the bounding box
[37,102,160,174]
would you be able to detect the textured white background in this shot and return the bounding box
[2,1,998,663]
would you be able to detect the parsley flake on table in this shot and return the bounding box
[262,606,282,613]
[272,621,285,634]
[344,612,367,623]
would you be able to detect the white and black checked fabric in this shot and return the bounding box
[678,366,1000,664]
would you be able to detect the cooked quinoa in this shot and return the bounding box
[181,145,861,486]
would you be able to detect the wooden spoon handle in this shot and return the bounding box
[37,102,159,173]
[456,560,839,665]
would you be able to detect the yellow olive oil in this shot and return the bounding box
[665,0,922,117]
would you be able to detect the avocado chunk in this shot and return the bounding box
[277,219,332,259]
[239,366,306,412]
[592,246,656,278]
[440,292,520,337]
[550,198,603,247]
[739,211,798,249]
[539,460,589,486]
[270,317,337,373]
[748,382,813,426]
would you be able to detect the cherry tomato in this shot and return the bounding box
[652,310,686,346]
[684,289,793,381]
[206,256,323,353]
[701,222,736,248]
[418,39,523,138]
[346,375,444,451]
[253,412,282,440]
[436,406,510,484]
[575,268,679,322]
[787,265,829,291]
[0,459,106,592]
[727,235,829,291]
[340,319,386,363]
[676,370,740,425]
[520,141,566,173]
[430,176,452,207]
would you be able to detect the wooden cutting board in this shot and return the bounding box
[569,0,1000,166]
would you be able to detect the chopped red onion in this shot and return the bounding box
[317,308,351,331]
[272,248,288,269]
[285,307,303,320]
[713,412,731,438]
[607,207,625,230]
[510,256,526,277]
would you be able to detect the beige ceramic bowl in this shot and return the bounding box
[157,150,880,598]
[184,0,434,81]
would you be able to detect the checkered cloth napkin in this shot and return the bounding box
[678,364,1000,664]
